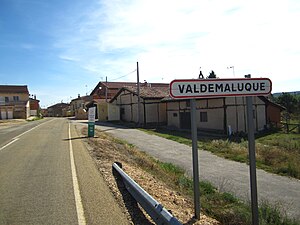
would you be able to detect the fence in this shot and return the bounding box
[281,122,300,133]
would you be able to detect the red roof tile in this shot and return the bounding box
[91,81,169,95]
[125,86,170,99]
[0,85,29,94]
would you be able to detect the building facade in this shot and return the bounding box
[47,103,70,117]
[110,86,169,126]
[29,96,40,116]
[90,81,169,121]
[165,96,276,133]
[0,85,30,119]
[70,95,93,119]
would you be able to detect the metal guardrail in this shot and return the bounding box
[112,162,182,225]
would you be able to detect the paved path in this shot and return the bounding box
[94,122,300,220]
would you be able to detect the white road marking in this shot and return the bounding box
[0,119,54,151]
[68,123,86,225]
[0,138,19,151]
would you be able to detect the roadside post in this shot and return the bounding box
[245,75,259,225]
[88,107,96,137]
[190,98,200,219]
[170,77,272,224]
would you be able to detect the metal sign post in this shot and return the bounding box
[169,77,272,223]
[88,107,96,137]
[190,99,200,219]
[246,96,259,225]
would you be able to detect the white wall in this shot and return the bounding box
[108,104,120,121]
[30,110,38,116]
[166,96,267,133]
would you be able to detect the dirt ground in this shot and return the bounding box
[78,125,220,225]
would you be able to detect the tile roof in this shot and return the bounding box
[47,103,69,109]
[90,81,169,95]
[0,85,29,94]
[125,86,170,99]
[71,95,93,102]
[109,86,170,103]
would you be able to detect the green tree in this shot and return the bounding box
[295,94,300,113]
[275,93,297,114]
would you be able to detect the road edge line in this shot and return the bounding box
[68,123,86,225]
[0,138,19,151]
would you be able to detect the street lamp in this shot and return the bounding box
[227,66,235,77]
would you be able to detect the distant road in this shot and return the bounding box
[0,118,128,225]
[0,118,53,149]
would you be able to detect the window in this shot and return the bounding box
[5,97,9,103]
[200,112,208,122]
[13,96,19,101]
[173,113,178,117]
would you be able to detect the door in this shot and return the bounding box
[1,111,7,120]
[7,110,13,119]
[180,112,191,129]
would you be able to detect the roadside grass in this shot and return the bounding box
[112,137,299,225]
[140,128,300,179]
[26,116,43,122]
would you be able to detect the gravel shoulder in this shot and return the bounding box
[73,121,220,225]
[92,121,300,220]
[71,122,129,225]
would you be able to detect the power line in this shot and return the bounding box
[110,69,137,81]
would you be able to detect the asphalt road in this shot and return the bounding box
[91,121,300,220]
[0,118,128,225]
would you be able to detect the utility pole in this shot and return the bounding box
[105,76,108,102]
[137,62,141,126]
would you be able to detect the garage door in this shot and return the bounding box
[1,111,7,120]
[7,111,13,119]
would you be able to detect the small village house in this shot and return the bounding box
[47,103,70,117]
[91,80,284,134]
[29,95,40,116]
[90,81,137,121]
[109,85,169,126]
[70,95,93,119]
[40,108,48,117]
[164,96,284,134]
[261,98,285,128]
[0,85,30,119]
[90,81,168,121]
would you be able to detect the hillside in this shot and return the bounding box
[273,91,300,98]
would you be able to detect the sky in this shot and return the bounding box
[0,0,299,107]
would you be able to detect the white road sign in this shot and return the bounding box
[88,107,96,123]
[170,78,272,99]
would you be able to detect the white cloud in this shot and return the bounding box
[59,55,79,62]
[53,0,300,92]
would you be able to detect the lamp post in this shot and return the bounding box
[227,66,235,77]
